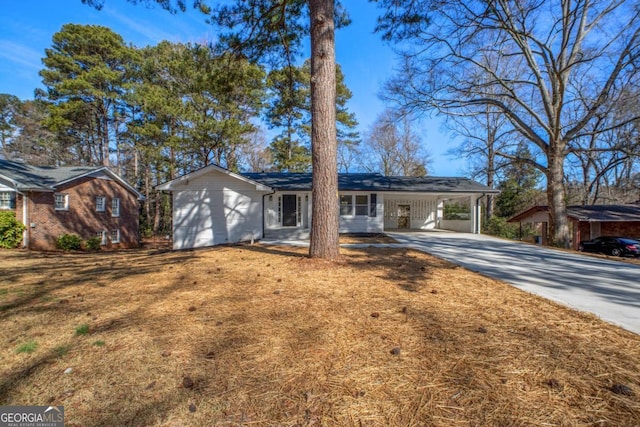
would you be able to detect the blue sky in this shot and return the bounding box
[0,0,466,176]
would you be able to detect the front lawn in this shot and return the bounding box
[0,245,638,426]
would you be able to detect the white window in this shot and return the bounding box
[111,198,120,217]
[340,194,370,216]
[97,231,107,245]
[96,196,106,212]
[339,194,353,216]
[54,193,69,210]
[0,192,14,210]
[110,229,120,243]
[355,195,369,216]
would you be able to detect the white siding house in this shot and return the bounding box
[157,165,499,250]
[157,165,271,249]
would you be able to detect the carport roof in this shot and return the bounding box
[243,172,499,194]
[509,204,640,222]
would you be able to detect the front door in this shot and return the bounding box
[282,195,297,227]
[398,204,410,229]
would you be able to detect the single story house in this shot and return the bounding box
[156,164,499,250]
[508,204,640,249]
[0,158,144,250]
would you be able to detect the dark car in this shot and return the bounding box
[578,236,640,257]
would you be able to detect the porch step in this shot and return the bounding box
[264,229,310,240]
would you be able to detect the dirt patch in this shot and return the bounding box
[0,245,638,426]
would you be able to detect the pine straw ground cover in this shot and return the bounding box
[0,244,638,427]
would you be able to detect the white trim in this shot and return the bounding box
[156,164,272,192]
[97,230,108,245]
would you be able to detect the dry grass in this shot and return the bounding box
[0,243,638,427]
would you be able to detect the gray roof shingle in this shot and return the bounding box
[509,204,640,222]
[567,205,640,222]
[243,172,498,193]
[0,159,101,191]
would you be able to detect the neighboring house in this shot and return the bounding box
[156,164,498,250]
[0,158,144,250]
[508,204,640,249]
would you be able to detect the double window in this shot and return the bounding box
[339,194,377,217]
[54,193,69,211]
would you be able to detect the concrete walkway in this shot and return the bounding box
[386,231,640,335]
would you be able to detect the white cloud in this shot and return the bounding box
[103,6,175,44]
[0,40,42,70]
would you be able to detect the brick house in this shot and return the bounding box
[0,159,143,250]
[508,204,640,249]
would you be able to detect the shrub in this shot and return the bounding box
[485,216,540,241]
[484,216,519,239]
[56,234,82,251]
[141,227,153,239]
[0,211,25,249]
[85,236,102,251]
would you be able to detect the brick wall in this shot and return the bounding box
[25,177,140,250]
[574,220,640,250]
[601,222,640,240]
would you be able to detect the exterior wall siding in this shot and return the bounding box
[383,196,439,230]
[263,191,384,238]
[171,171,266,249]
[338,192,383,233]
[25,177,140,250]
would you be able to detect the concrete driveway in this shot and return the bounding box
[385,231,640,335]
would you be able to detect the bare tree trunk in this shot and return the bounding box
[547,148,569,247]
[485,123,496,219]
[153,192,162,235]
[309,0,339,259]
[144,166,151,230]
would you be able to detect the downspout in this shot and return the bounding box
[476,193,486,234]
[16,189,28,248]
[262,190,276,239]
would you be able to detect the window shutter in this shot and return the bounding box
[370,194,377,217]
[10,193,16,209]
